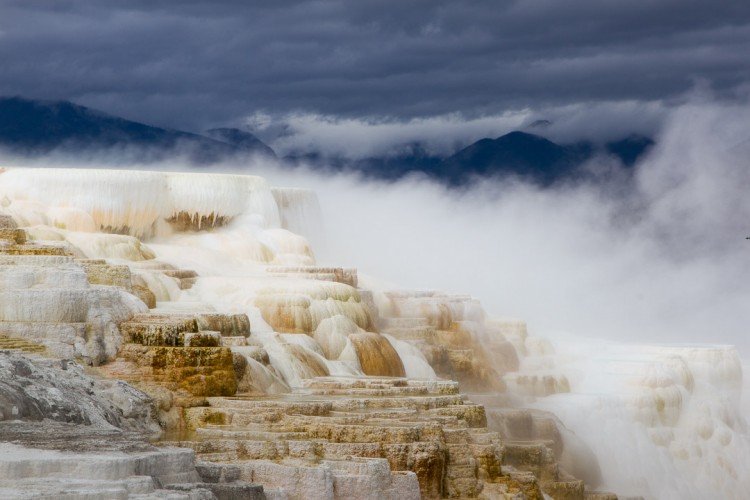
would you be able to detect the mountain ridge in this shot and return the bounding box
[0,96,653,185]
[284,131,653,186]
[0,96,276,163]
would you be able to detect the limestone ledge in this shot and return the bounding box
[0,422,265,500]
[121,312,251,347]
[113,344,238,398]
[265,266,358,288]
[156,376,592,499]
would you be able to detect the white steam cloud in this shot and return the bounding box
[247,99,667,159]
[254,97,750,356]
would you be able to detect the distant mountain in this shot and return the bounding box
[0,96,653,186]
[0,97,276,163]
[605,134,655,167]
[285,131,653,187]
[284,142,442,180]
[434,131,654,186]
[354,143,444,180]
[436,131,593,186]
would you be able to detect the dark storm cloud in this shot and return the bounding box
[1,0,749,132]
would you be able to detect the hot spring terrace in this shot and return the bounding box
[0,167,747,499]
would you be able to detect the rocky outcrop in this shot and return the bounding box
[108,311,253,397]
[0,420,266,500]
[254,280,374,334]
[0,351,158,432]
[164,377,517,499]
[0,239,147,365]
[265,266,358,288]
[377,291,514,392]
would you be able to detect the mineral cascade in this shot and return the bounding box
[0,167,747,499]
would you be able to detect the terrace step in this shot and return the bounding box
[0,322,86,358]
[0,255,74,266]
[0,335,47,354]
[0,228,27,244]
[265,266,358,287]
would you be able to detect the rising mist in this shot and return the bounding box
[249,98,750,357]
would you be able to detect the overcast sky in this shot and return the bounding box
[2,0,750,144]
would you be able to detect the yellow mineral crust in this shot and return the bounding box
[119,344,237,397]
[349,332,406,378]
[255,280,374,334]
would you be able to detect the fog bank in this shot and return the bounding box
[255,98,750,355]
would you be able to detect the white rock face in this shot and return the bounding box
[0,168,169,238]
[0,442,209,500]
[0,261,146,365]
[0,351,158,432]
[236,448,421,500]
[0,167,285,239]
[322,458,421,500]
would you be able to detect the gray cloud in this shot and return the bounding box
[1,0,749,137]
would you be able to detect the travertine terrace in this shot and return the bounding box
[0,167,747,499]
